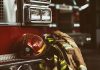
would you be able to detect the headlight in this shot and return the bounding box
[24,6,52,24]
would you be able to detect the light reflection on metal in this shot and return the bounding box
[0,59,43,67]
[49,24,57,27]
[86,37,91,41]
[72,0,77,6]
[74,23,80,27]
[56,4,73,12]
[28,0,51,4]
[73,0,90,11]
[79,4,89,11]
[17,64,32,70]
[54,0,90,11]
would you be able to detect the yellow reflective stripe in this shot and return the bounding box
[47,38,54,42]
[38,43,46,53]
[61,60,66,65]
[39,61,46,70]
[60,60,68,70]
[39,64,43,69]
[54,55,58,63]
[61,65,67,70]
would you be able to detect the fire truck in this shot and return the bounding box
[0,0,90,70]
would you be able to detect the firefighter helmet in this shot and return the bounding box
[17,33,46,58]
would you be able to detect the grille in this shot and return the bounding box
[0,0,5,22]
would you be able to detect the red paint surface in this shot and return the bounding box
[0,26,52,54]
